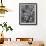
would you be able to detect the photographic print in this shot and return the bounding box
[19,3,37,25]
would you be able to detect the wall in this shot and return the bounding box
[0,0,46,44]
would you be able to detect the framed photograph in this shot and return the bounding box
[19,3,37,25]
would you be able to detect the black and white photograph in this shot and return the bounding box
[19,3,37,25]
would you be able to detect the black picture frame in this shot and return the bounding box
[19,3,37,25]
